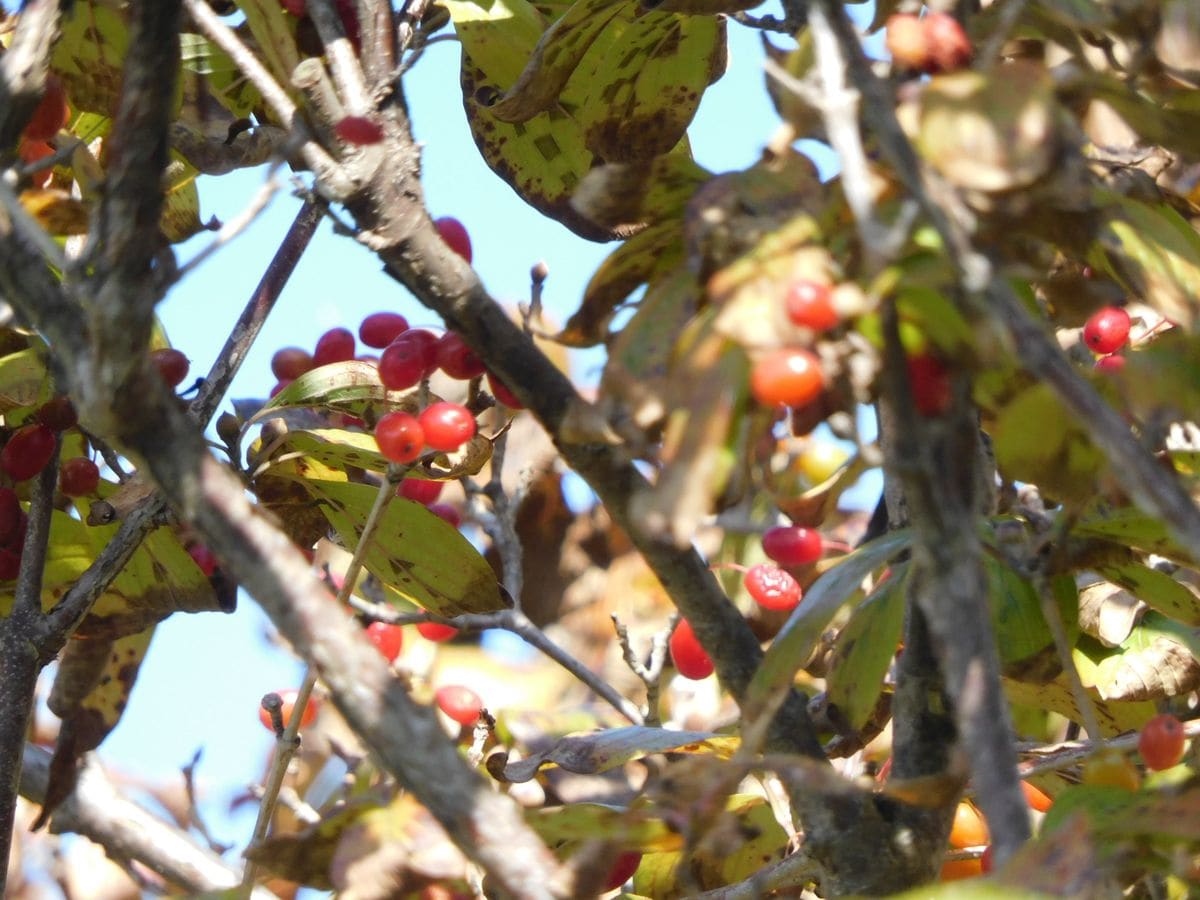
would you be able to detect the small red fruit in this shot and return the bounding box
[906,354,952,416]
[59,457,100,497]
[365,621,404,662]
[151,348,190,389]
[35,396,77,432]
[785,280,839,331]
[188,543,219,577]
[23,74,70,142]
[603,851,642,892]
[2,424,56,482]
[762,525,823,566]
[417,621,458,642]
[1138,713,1186,771]
[0,548,20,580]
[750,348,824,408]
[18,139,55,188]
[486,370,524,409]
[398,477,443,504]
[418,402,476,452]
[379,329,438,390]
[1083,306,1131,355]
[427,502,462,527]
[670,618,714,680]
[1095,354,1125,373]
[271,347,314,381]
[334,115,384,146]
[744,563,803,611]
[948,800,989,848]
[434,216,472,263]
[1020,780,1053,813]
[435,684,483,726]
[359,312,409,349]
[375,411,425,463]
[313,327,356,367]
[435,332,486,380]
[279,0,306,14]
[980,845,994,874]
[258,689,318,732]
[924,12,973,73]
[0,489,22,545]
[886,13,930,72]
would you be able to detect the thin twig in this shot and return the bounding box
[612,612,676,727]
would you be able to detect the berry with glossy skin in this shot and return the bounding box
[59,457,100,496]
[24,75,70,142]
[271,347,314,381]
[379,329,438,390]
[486,371,524,409]
[750,349,824,408]
[1082,749,1140,791]
[762,525,823,566]
[435,332,486,380]
[745,563,803,611]
[925,12,973,73]
[375,412,424,463]
[427,502,462,527]
[2,424,56,482]
[948,801,989,848]
[359,312,409,349]
[1138,713,1186,771]
[417,621,458,642]
[436,684,483,726]
[398,477,443,504]
[1095,353,1125,373]
[313,327,356,367]
[907,354,952,416]
[334,115,384,146]
[886,13,930,72]
[365,621,404,662]
[434,216,472,263]
[603,851,642,892]
[35,396,77,432]
[670,618,714,680]
[188,543,219,577]
[18,140,55,188]
[1021,780,1053,813]
[1083,306,1131,354]
[0,489,22,546]
[419,402,476,452]
[258,689,318,732]
[785,280,839,332]
[151,348,190,389]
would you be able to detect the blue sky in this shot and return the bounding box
[77,0,883,880]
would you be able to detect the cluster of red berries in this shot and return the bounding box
[749,279,837,410]
[885,12,973,75]
[17,73,70,189]
[1083,305,1132,372]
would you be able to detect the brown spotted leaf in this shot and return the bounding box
[570,149,709,235]
[486,726,736,782]
[1004,671,1154,736]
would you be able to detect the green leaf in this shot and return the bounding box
[232,0,301,106]
[745,529,912,723]
[1073,506,1197,566]
[824,567,906,732]
[52,1,132,118]
[246,360,414,431]
[1002,669,1154,737]
[180,33,262,119]
[0,347,52,413]
[1095,562,1200,626]
[291,477,508,616]
[986,556,1053,667]
[160,152,205,243]
[527,802,680,851]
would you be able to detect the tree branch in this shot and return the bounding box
[0,0,63,153]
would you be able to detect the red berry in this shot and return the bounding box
[23,74,70,142]
[271,347,314,381]
[924,12,973,73]
[359,312,409,349]
[0,548,20,580]
[188,543,219,577]
[603,851,642,892]
[980,845,994,874]
[750,348,824,408]
[435,332,486,380]
[279,0,306,14]
[313,327,356,368]
[785,280,839,331]
[258,689,318,732]
[435,684,483,726]
[486,370,524,409]
[35,396,77,431]
[335,0,361,49]
[762,525,823,566]
[907,354,952,416]
[59,457,99,496]
[365,621,404,662]
[1083,306,1131,355]
[379,329,438,390]
[418,402,476,452]
[1138,713,1186,771]
[375,411,425,463]
[334,115,384,146]
[417,621,458,642]
[434,216,472,263]
[886,13,931,72]
[1095,354,1126,373]
[670,618,714,680]
[151,348,190,389]
[18,139,54,188]
[2,424,55,482]
[744,563,803,611]
[0,489,22,546]
[398,477,443,504]
[427,502,462,527]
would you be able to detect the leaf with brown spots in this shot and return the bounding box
[569,148,709,235]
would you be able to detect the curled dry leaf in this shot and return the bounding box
[1078,579,1146,647]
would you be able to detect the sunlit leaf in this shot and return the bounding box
[1004,668,1153,737]
[1095,561,1200,626]
[19,189,89,236]
[526,803,682,852]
